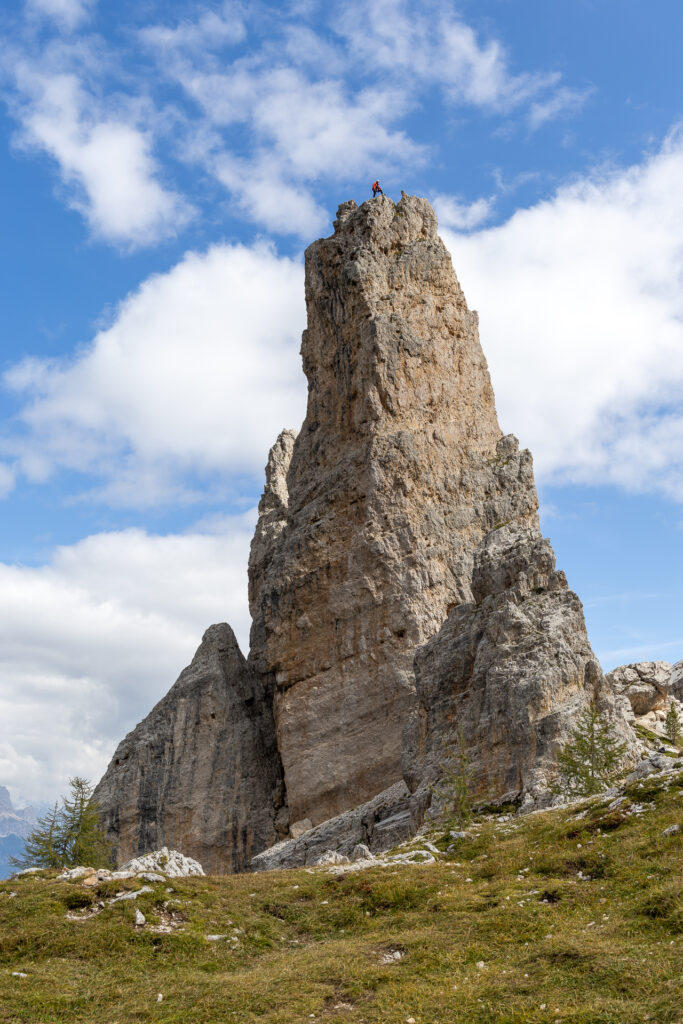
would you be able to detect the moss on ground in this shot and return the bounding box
[0,771,681,1023]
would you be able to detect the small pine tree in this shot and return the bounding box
[430,725,472,829]
[553,703,628,797]
[10,802,67,870]
[10,778,112,872]
[60,777,113,867]
[664,704,681,747]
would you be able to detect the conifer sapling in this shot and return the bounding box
[553,703,628,797]
[664,704,681,747]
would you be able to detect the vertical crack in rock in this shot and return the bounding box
[248,194,539,827]
[94,625,285,874]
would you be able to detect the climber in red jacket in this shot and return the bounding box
[372,180,383,197]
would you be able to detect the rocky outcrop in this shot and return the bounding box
[248,193,538,828]
[605,661,672,716]
[604,660,683,741]
[403,526,637,812]
[94,625,285,874]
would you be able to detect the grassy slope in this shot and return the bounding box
[0,770,681,1024]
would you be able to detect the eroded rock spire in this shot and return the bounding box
[248,193,539,828]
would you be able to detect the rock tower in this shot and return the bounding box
[95,193,635,872]
[248,194,538,828]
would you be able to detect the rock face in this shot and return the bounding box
[94,625,285,874]
[604,660,683,741]
[403,526,637,811]
[248,193,538,827]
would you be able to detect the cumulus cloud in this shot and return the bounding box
[443,126,683,500]
[213,152,329,238]
[0,515,255,805]
[2,0,590,240]
[8,63,192,246]
[432,193,494,231]
[3,241,307,502]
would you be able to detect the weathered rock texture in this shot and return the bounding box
[248,193,538,827]
[94,625,285,874]
[403,526,638,811]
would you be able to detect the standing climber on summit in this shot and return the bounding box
[372,180,383,197]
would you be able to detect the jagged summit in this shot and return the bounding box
[95,195,636,873]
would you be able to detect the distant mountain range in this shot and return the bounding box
[0,785,37,879]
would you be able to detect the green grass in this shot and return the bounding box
[1,771,682,1023]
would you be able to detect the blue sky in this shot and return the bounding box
[1,0,682,805]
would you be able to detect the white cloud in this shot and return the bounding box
[139,3,246,52]
[213,152,329,238]
[0,463,16,499]
[0,514,255,805]
[26,0,96,32]
[335,0,580,117]
[3,241,307,502]
[528,85,594,131]
[432,193,494,231]
[175,61,424,232]
[4,0,591,241]
[442,126,683,500]
[10,64,192,246]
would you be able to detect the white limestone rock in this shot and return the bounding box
[120,847,204,878]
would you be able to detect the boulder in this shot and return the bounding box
[120,847,204,878]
